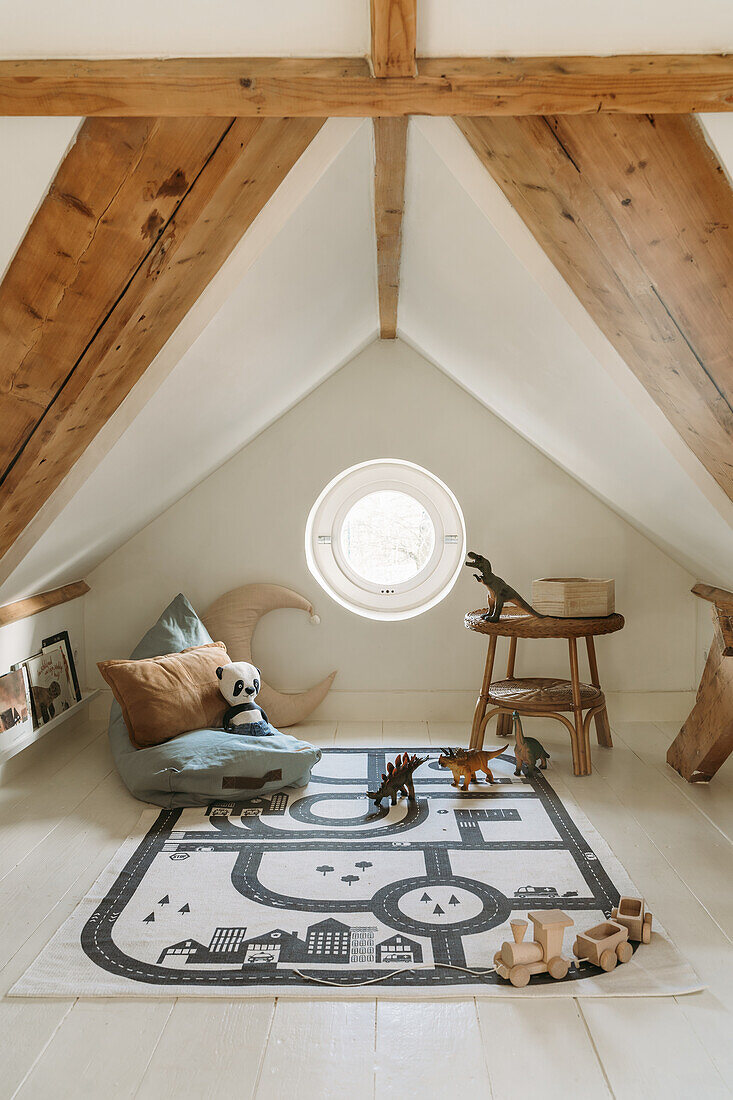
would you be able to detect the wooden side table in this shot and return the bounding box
[465,607,625,777]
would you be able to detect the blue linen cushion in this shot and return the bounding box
[107,593,321,808]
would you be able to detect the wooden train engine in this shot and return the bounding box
[493,910,574,988]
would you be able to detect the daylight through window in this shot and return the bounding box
[305,460,466,621]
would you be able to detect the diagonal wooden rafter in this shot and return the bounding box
[456,113,733,503]
[0,116,232,479]
[373,117,408,338]
[0,55,732,117]
[0,115,325,559]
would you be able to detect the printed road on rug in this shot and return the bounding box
[12,747,701,998]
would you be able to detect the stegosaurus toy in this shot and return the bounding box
[367,753,427,808]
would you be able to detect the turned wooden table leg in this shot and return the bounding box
[568,637,590,776]
[470,634,497,749]
[496,636,518,738]
[585,635,613,747]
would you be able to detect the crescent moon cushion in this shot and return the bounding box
[203,583,336,727]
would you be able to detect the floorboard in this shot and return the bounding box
[549,725,733,1087]
[590,725,733,942]
[136,1001,276,1099]
[0,733,111,882]
[335,721,383,745]
[256,1000,376,1100]
[580,997,730,1099]
[0,717,103,814]
[382,720,429,748]
[1,714,732,1098]
[0,769,139,972]
[477,999,611,1099]
[622,720,733,843]
[296,720,338,747]
[376,1001,491,1095]
[14,1000,174,1100]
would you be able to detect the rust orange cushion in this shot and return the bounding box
[98,642,229,749]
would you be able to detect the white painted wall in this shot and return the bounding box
[0,598,86,688]
[1,0,731,57]
[418,0,733,56]
[85,340,698,707]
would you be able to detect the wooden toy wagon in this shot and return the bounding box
[572,919,633,971]
[611,895,653,943]
[493,910,574,988]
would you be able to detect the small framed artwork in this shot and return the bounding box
[41,630,82,703]
[13,647,76,727]
[0,666,33,750]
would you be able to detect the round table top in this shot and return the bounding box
[465,607,625,639]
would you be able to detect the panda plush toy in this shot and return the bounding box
[216,661,273,736]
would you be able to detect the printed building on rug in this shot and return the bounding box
[158,919,423,968]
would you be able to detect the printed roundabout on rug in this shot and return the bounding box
[12,747,701,998]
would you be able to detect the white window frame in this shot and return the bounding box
[305,459,466,621]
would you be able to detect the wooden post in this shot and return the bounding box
[585,635,613,747]
[568,637,589,776]
[667,586,733,782]
[373,115,407,338]
[496,637,518,737]
[470,634,497,749]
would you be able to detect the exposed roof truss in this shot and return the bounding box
[0,0,731,587]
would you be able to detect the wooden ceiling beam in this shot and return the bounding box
[370,0,417,77]
[1,55,732,116]
[0,580,89,628]
[693,582,733,610]
[0,116,325,559]
[374,116,408,338]
[371,1,412,338]
[456,114,733,503]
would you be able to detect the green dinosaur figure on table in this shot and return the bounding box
[512,711,550,776]
[465,551,545,623]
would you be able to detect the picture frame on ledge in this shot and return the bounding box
[12,641,78,728]
[0,666,34,751]
[41,630,82,703]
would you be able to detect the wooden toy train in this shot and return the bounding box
[494,897,652,987]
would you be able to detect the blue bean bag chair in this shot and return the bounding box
[107,594,321,808]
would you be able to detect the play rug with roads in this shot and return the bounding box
[11,747,701,998]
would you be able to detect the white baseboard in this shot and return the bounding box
[87,685,693,726]
[311,689,694,724]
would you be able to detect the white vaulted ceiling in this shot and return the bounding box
[0,107,732,601]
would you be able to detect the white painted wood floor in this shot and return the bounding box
[1,712,732,1100]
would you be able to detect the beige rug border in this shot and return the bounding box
[9,754,704,1000]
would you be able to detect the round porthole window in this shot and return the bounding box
[305,460,466,621]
